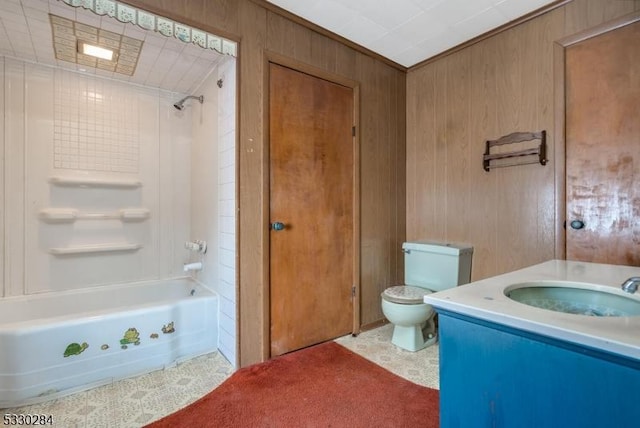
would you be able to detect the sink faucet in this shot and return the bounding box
[621,277,640,294]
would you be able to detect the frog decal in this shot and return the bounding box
[120,328,141,349]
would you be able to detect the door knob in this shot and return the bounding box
[570,220,585,230]
[271,221,286,231]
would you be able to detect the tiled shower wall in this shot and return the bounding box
[0,56,189,294]
[53,72,140,173]
[216,57,237,364]
[0,56,237,364]
[188,55,237,365]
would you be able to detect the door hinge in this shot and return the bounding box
[351,286,356,298]
[352,126,356,137]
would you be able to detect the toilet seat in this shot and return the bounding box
[382,285,432,305]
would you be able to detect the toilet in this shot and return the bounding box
[381,241,473,351]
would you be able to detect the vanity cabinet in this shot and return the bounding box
[437,311,640,427]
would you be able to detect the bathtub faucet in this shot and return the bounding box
[183,262,203,272]
[621,277,640,294]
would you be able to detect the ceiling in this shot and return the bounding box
[0,0,558,91]
[265,0,557,67]
[0,0,226,94]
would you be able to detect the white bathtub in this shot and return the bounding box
[0,278,218,408]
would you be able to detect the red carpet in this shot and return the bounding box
[146,341,439,427]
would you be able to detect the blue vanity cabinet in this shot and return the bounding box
[437,311,640,428]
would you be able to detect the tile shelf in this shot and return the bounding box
[49,243,142,255]
[39,208,150,222]
[49,176,142,188]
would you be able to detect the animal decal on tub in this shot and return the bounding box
[120,328,141,349]
[162,322,175,334]
[63,342,88,357]
[62,323,176,356]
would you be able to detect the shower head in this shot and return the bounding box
[173,95,204,110]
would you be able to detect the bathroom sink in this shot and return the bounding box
[505,281,640,317]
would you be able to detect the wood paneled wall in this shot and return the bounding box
[124,0,406,366]
[407,0,640,282]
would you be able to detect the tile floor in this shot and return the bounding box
[1,324,439,427]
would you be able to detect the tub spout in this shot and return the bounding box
[621,277,640,294]
[183,262,203,272]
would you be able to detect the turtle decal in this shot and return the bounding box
[64,342,89,357]
[120,328,141,349]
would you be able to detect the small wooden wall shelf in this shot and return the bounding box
[483,131,547,171]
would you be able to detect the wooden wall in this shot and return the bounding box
[406,0,640,282]
[124,0,406,366]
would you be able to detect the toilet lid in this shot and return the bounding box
[382,285,432,304]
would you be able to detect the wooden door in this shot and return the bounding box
[269,63,354,357]
[565,21,640,266]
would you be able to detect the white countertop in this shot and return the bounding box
[424,259,640,360]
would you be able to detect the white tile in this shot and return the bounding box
[0,1,22,14]
[218,331,236,365]
[219,146,234,167]
[416,31,467,58]
[359,0,423,30]
[48,3,76,20]
[219,164,234,184]
[410,0,446,11]
[219,215,235,234]
[427,0,494,26]
[391,45,427,67]
[142,33,167,47]
[267,0,323,17]
[100,17,125,34]
[305,0,354,31]
[453,7,508,40]
[218,272,235,299]
[495,0,553,20]
[393,11,449,44]
[219,248,235,270]
[371,31,413,60]
[21,0,49,12]
[22,7,48,22]
[219,199,235,216]
[123,24,146,40]
[162,38,186,54]
[336,15,387,46]
[219,302,236,334]
[2,12,28,27]
[219,311,235,336]
[182,43,203,57]
[219,232,235,252]
[219,182,234,200]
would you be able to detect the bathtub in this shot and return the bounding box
[0,278,218,408]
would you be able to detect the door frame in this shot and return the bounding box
[553,10,640,259]
[262,51,361,360]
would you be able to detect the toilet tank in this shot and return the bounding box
[403,241,473,292]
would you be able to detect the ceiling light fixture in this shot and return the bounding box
[78,41,117,61]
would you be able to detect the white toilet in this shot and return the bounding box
[381,241,473,352]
